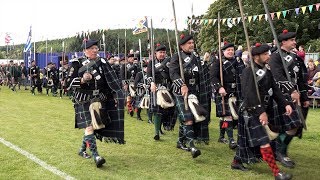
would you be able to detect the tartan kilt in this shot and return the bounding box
[215,94,232,117]
[74,100,111,129]
[270,101,301,132]
[174,93,209,142]
[235,113,266,164]
[74,102,93,129]
[134,95,143,108]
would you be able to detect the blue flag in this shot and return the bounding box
[23,26,32,52]
[132,17,148,35]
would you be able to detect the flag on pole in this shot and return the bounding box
[132,17,148,35]
[23,26,32,52]
[5,33,11,44]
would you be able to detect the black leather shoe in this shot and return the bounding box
[276,153,295,168]
[94,156,106,168]
[229,140,237,149]
[191,147,201,158]
[154,134,160,140]
[231,162,249,171]
[78,151,91,159]
[130,111,134,117]
[137,117,143,121]
[275,172,292,180]
[176,142,191,151]
[218,138,228,144]
[148,119,153,124]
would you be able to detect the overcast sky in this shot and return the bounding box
[0,0,214,46]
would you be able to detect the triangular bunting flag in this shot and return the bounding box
[208,19,213,25]
[271,13,275,20]
[248,16,252,23]
[308,5,313,13]
[258,14,263,21]
[316,3,320,11]
[232,18,236,25]
[276,12,281,19]
[253,15,257,22]
[188,19,192,24]
[204,19,209,25]
[237,17,241,24]
[222,18,227,24]
[191,19,196,24]
[200,19,204,24]
[301,6,307,14]
[282,10,287,18]
[196,19,200,24]
[265,14,268,21]
[213,19,217,26]
[295,8,300,15]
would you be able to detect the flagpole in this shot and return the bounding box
[166,29,173,57]
[150,17,156,106]
[50,47,53,62]
[46,39,48,68]
[117,34,120,57]
[102,33,106,57]
[189,3,193,35]
[124,29,127,81]
[33,41,36,64]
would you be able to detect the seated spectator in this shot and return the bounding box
[307,60,319,95]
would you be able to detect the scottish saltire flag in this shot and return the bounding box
[23,26,32,52]
[5,33,11,44]
[132,17,148,35]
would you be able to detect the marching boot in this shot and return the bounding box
[226,121,236,149]
[275,172,292,180]
[153,114,161,140]
[86,134,106,168]
[137,108,143,121]
[176,125,190,151]
[231,159,249,171]
[185,125,201,158]
[276,133,295,168]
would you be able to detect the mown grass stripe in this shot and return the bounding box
[0,137,76,180]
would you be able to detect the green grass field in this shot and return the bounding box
[0,87,319,180]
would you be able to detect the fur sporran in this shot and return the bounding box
[156,86,174,109]
[188,94,208,123]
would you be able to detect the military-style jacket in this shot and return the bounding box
[241,63,289,116]
[211,55,245,97]
[147,57,171,88]
[120,62,139,85]
[269,49,308,102]
[29,65,40,79]
[169,51,201,94]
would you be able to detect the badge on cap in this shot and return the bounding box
[192,66,198,72]
[256,69,265,77]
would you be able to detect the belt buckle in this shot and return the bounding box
[92,90,99,96]
[189,78,195,85]
[231,83,236,88]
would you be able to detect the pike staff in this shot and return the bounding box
[171,0,188,110]
[217,12,226,116]
[150,18,156,106]
[166,29,173,57]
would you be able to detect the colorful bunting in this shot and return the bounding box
[295,7,300,15]
[258,14,264,21]
[276,12,281,19]
[212,19,217,26]
[208,19,213,25]
[316,3,320,11]
[271,13,275,20]
[237,17,241,24]
[282,10,287,18]
[253,15,258,22]
[248,16,252,23]
[308,5,313,13]
[301,6,307,14]
[222,18,226,24]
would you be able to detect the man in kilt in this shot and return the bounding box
[29,60,42,95]
[269,30,309,168]
[231,43,293,180]
[169,34,210,158]
[120,54,139,117]
[134,61,148,121]
[67,39,125,168]
[147,43,175,140]
[211,42,245,149]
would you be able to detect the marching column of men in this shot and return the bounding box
[4,29,310,178]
